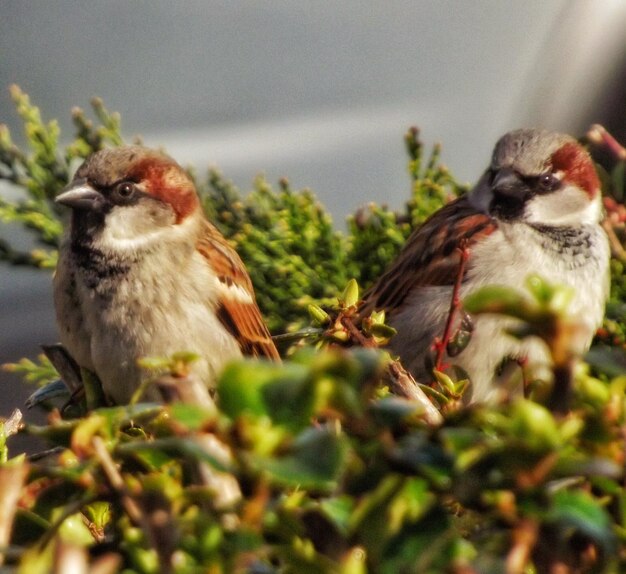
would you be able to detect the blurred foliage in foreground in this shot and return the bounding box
[2,88,626,572]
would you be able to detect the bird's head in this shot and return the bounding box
[470,129,601,226]
[56,146,200,250]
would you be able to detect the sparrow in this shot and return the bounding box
[360,129,610,402]
[53,146,279,405]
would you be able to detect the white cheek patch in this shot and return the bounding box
[96,204,187,252]
[524,185,601,226]
[103,205,152,239]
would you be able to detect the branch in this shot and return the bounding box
[587,124,626,161]
[387,361,443,425]
[0,458,28,566]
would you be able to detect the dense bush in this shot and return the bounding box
[1,87,626,573]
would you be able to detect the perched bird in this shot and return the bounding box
[360,129,610,402]
[54,146,279,405]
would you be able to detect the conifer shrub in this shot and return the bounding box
[2,88,626,573]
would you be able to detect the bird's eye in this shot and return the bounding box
[538,173,560,192]
[115,182,136,200]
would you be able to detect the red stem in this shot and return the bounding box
[434,242,469,371]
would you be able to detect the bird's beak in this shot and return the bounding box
[491,168,525,198]
[55,179,104,210]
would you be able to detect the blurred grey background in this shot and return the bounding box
[1,1,626,434]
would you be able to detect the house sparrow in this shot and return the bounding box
[54,146,279,405]
[360,129,610,402]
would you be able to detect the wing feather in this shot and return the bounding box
[196,221,280,360]
[361,195,497,316]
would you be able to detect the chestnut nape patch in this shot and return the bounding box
[551,143,599,197]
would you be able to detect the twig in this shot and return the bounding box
[387,361,443,425]
[3,409,23,438]
[335,312,442,424]
[53,541,88,574]
[28,446,65,462]
[272,328,322,346]
[89,552,123,574]
[155,373,241,521]
[434,242,470,370]
[91,436,143,525]
[547,365,573,416]
[338,311,442,423]
[0,458,29,566]
[602,219,626,263]
[340,315,377,348]
[506,519,538,574]
[587,124,626,161]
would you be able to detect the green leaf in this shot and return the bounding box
[389,434,453,489]
[169,402,215,431]
[548,490,615,550]
[463,285,535,319]
[320,495,355,536]
[219,359,310,421]
[56,511,95,546]
[380,508,457,574]
[509,399,561,451]
[252,426,347,490]
[367,323,397,339]
[525,273,555,304]
[585,345,626,378]
[369,397,426,428]
[129,444,173,471]
[118,438,229,472]
[83,501,110,530]
[349,475,405,551]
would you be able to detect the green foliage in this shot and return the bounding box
[198,129,464,331]
[0,86,124,268]
[199,173,351,332]
[6,345,626,573]
[2,354,57,387]
[347,128,466,289]
[3,90,626,572]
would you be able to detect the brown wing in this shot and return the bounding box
[360,195,497,316]
[196,221,280,360]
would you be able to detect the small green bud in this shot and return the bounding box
[433,370,456,393]
[368,323,397,339]
[308,304,331,326]
[340,279,360,308]
[329,328,350,343]
[370,309,386,324]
